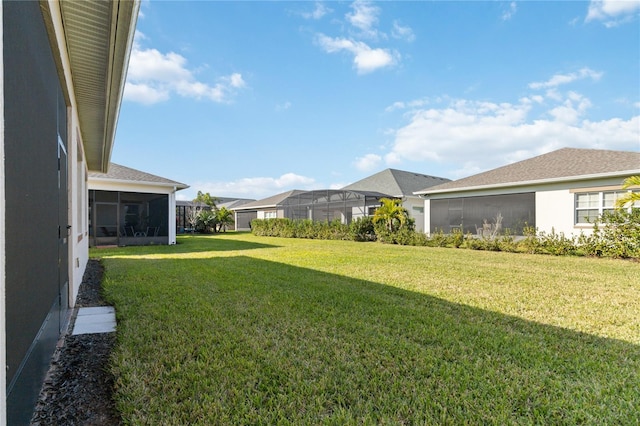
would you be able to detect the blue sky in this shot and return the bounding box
[113,0,640,201]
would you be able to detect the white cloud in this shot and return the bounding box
[353,153,382,172]
[316,34,398,74]
[302,2,332,20]
[384,90,639,178]
[502,2,517,21]
[586,0,640,25]
[123,83,169,105]
[528,67,603,90]
[124,31,246,105]
[347,1,380,38]
[391,20,415,42]
[385,98,429,112]
[276,101,292,111]
[308,1,408,74]
[190,173,318,200]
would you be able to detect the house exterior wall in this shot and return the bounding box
[402,197,425,232]
[423,175,636,238]
[69,135,89,305]
[535,190,575,236]
[2,2,77,422]
[44,0,90,312]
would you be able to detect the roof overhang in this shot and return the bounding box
[88,180,189,197]
[89,176,189,190]
[415,170,640,197]
[52,0,139,172]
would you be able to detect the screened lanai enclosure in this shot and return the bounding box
[89,190,170,246]
[278,190,391,224]
[429,192,535,236]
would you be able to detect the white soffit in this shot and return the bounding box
[59,0,139,172]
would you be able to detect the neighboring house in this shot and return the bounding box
[232,169,450,232]
[276,189,392,224]
[176,198,254,232]
[416,148,640,237]
[88,164,188,246]
[1,1,138,423]
[218,198,255,231]
[232,190,306,230]
[342,169,450,232]
[232,189,395,230]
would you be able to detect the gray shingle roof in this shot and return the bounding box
[88,163,189,189]
[343,168,450,197]
[231,190,306,210]
[418,148,640,194]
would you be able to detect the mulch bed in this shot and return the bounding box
[30,259,121,425]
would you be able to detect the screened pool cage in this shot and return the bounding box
[277,190,391,224]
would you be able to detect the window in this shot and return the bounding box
[264,210,277,219]
[575,190,633,224]
[575,192,600,224]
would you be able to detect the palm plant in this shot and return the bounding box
[615,176,640,209]
[216,207,234,232]
[372,198,409,232]
[197,209,217,233]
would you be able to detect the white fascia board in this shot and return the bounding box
[88,179,182,195]
[232,204,275,211]
[415,169,640,197]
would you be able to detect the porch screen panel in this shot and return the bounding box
[148,195,169,236]
[430,193,535,235]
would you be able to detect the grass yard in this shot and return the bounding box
[95,233,640,425]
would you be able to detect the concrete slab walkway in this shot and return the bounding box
[72,306,116,335]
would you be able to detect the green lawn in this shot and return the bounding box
[96,233,640,424]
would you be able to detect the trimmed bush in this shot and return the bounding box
[251,209,639,260]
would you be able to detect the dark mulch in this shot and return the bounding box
[30,259,121,426]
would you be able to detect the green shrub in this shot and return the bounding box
[451,228,464,248]
[349,217,376,242]
[520,225,542,254]
[497,231,519,253]
[252,210,639,260]
[427,229,450,248]
[251,218,350,240]
[579,209,640,259]
[537,229,579,256]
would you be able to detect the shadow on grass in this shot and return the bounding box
[104,255,640,424]
[91,234,279,257]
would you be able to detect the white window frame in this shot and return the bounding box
[575,189,638,224]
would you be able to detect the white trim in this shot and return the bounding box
[88,180,179,195]
[89,176,187,190]
[168,191,177,244]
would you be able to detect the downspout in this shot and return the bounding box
[0,1,7,423]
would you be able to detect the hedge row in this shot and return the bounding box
[251,209,640,259]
